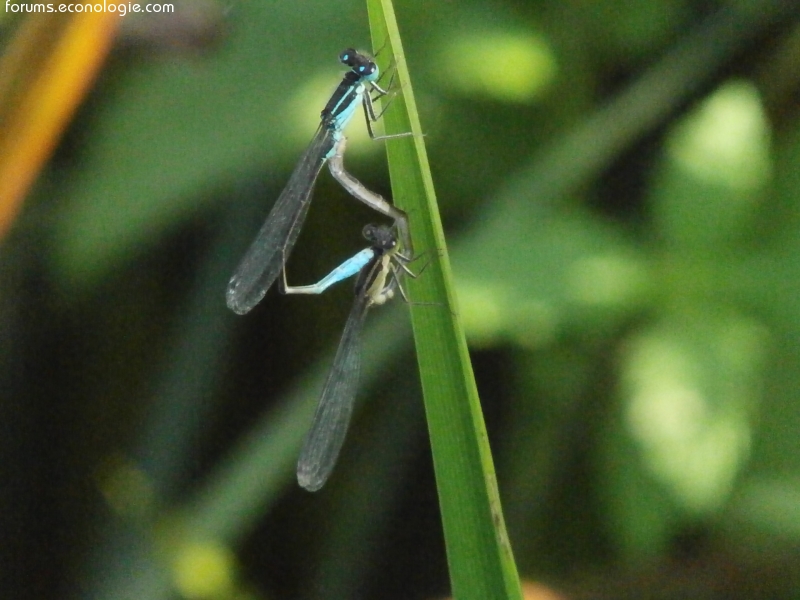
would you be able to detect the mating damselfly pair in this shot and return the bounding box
[226,48,419,492]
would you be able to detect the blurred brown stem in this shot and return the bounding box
[0,12,120,239]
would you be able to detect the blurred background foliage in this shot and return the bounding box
[2,0,800,599]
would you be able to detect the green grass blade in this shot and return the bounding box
[367,2,523,598]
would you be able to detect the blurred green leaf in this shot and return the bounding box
[650,80,772,249]
[455,206,650,347]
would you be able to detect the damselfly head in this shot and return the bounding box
[362,224,396,252]
[339,48,377,77]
